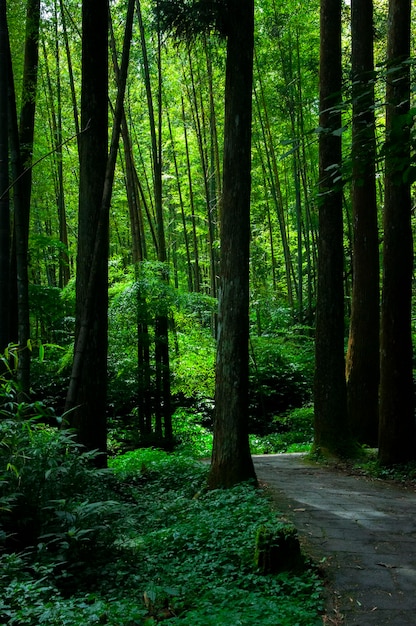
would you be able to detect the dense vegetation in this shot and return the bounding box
[2,0,416,620]
[0,389,322,625]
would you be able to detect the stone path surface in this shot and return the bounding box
[253,453,416,625]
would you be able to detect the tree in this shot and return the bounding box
[378,0,415,465]
[67,0,109,463]
[66,0,134,464]
[15,0,41,396]
[345,0,379,446]
[208,0,256,488]
[137,0,173,447]
[314,0,352,456]
[0,0,9,354]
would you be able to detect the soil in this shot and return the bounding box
[253,453,416,626]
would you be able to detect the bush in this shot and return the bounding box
[1,442,323,625]
[0,383,124,591]
[250,405,314,454]
[248,337,312,435]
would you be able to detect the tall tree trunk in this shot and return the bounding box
[253,74,295,308]
[167,109,193,291]
[182,96,201,292]
[54,3,70,288]
[208,0,257,489]
[345,0,379,446]
[185,52,217,302]
[0,0,10,354]
[16,0,41,396]
[66,0,134,462]
[68,0,109,463]
[137,0,172,447]
[379,0,415,465]
[314,0,352,456]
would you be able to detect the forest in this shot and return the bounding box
[0,0,415,623]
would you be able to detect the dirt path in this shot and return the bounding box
[253,453,416,625]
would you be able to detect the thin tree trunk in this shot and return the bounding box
[54,3,70,288]
[0,0,10,354]
[59,0,80,152]
[136,0,172,447]
[185,52,217,301]
[182,95,201,292]
[253,73,295,307]
[16,0,41,397]
[167,109,193,291]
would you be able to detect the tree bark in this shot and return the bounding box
[379,0,415,465]
[314,0,352,456]
[68,0,109,463]
[0,0,10,354]
[345,0,379,446]
[208,0,257,489]
[15,0,41,396]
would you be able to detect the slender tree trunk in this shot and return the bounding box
[14,0,41,396]
[6,22,19,346]
[185,53,217,301]
[254,74,295,308]
[59,0,80,152]
[345,0,379,446]
[182,96,201,292]
[137,0,172,447]
[314,0,352,456]
[167,109,193,291]
[379,0,415,465]
[0,0,10,354]
[54,4,70,288]
[208,0,257,489]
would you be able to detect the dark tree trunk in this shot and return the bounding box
[314,0,352,456]
[69,0,109,463]
[66,0,134,465]
[137,0,173,447]
[15,0,41,396]
[378,0,415,465]
[0,0,10,354]
[182,95,201,292]
[345,0,379,446]
[208,0,257,489]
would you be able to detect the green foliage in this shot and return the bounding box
[254,523,303,574]
[249,335,312,434]
[172,292,216,399]
[352,450,416,484]
[250,405,314,454]
[108,449,322,625]
[171,407,213,457]
[156,0,229,40]
[1,435,322,625]
[0,382,122,580]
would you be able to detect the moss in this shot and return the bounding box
[254,524,304,574]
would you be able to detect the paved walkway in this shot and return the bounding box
[253,454,416,625]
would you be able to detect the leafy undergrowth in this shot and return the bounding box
[344,449,416,486]
[1,441,323,625]
[172,405,314,459]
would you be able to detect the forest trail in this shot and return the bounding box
[253,454,416,625]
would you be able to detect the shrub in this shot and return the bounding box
[248,337,312,434]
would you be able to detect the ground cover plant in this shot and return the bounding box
[0,389,323,625]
